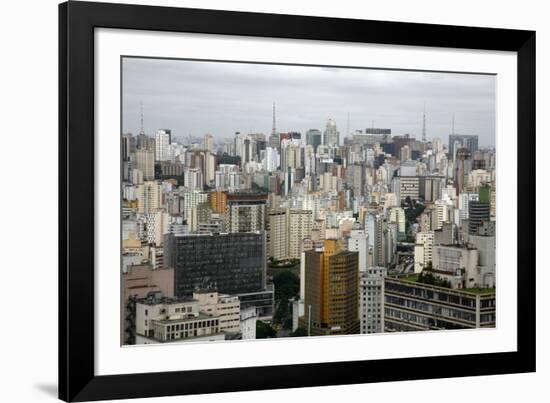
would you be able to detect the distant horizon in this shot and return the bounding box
[122,57,496,147]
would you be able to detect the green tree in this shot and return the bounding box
[273,270,299,301]
[256,320,276,339]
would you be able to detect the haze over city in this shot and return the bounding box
[121,55,497,345]
[122,58,496,146]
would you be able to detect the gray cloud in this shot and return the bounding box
[122,57,496,146]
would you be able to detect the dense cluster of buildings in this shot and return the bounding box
[121,104,496,344]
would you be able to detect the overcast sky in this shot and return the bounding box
[122,57,496,146]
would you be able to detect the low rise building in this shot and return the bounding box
[135,293,224,344]
[192,290,241,334]
[384,276,495,331]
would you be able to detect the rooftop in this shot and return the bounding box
[395,274,495,296]
[152,312,217,324]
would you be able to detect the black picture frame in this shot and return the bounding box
[59,1,536,401]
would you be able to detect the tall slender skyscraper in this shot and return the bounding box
[268,103,279,150]
[323,118,340,147]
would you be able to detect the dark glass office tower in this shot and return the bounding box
[164,232,266,297]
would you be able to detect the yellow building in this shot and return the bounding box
[209,190,227,214]
[302,239,359,335]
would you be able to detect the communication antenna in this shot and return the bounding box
[452,113,455,135]
[139,101,144,135]
[272,102,277,135]
[346,112,350,136]
[422,102,426,142]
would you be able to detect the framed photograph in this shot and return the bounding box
[59,1,536,401]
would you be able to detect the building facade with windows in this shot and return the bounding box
[135,294,224,344]
[384,276,495,332]
[359,266,387,334]
[302,239,360,335]
[164,232,266,297]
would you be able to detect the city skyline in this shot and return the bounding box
[122,58,496,146]
[121,56,496,345]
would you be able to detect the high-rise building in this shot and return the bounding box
[414,231,434,273]
[302,239,360,335]
[468,201,490,235]
[145,210,170,245]
[225,191,268,233]
[203,133,214,152]
[262,147,280,172]
[448,134,479,157]
[365,213,385,267]
[388,207,406,240]
[346,164,365,198]
[323,119,340,147]
[306,129,322,152]
[184,167,203,191]
[400,145,411,162]
[288,209,313,259]
[180,189,208,232]
[419,176,445,202]
[122,133,135,161]
[348,230,369,270]
[395,176,420,202]
[134,148,155,181]
[359,266,387,334]
[155,129,172,161]
[185,149,216,185]
[454,147,472,193]
[209,190,228,214]
[164,232,266,297]
[267,209,288,261]
[137,181,161,214]
[267,208,313,260]
[432,137,443,153]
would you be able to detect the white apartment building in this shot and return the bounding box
[155,129,172,161]
[359,266,387,334]
[184,167,203,191]
[288,210,313,259]
[348,229,368,270]
[268,209,313,260]
[434,199,452,230]
[145,210,170,246]
[414,231,435,273]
